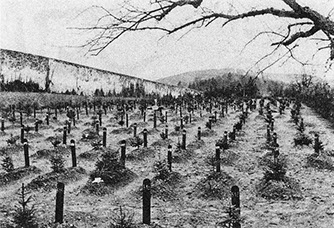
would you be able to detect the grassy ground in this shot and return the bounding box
[1,98,334,227]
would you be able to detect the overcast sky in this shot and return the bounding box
[1,0,333,82]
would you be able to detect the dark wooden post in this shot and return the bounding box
[133,123,137,137]
[55,182,65,224]
[143,111,146,122]
[165,124,168,139]
[143,179,151,225]
[165,111,168,123]
[96,122,99,135]
[189,113,192,123]
[180,117,184,129]
[314,134,320,155]
[153,111,157,128]
[143,129,148,148]
[54,108,58,120]
[214,111,217,122]
[120,140,126,167]
[63,126,67,145]
[103,106,107,115]
[231,185,241,228]
[85,104,88,116]
[76,108,80,120]
[35,120,39,133]
[21,127,25,143]
[207,119,212,130]
[98,112,102,126]
[67,120,71,134]
[215,143,221,172]
[103,127,107,147]
[126,113,129,128]
[1,118,4,132]
[167,145,172,172]
[70,139,77,167]
[266,125,271,143]
[46,113,49,125]
[181,129,186,150]
[33,107,36,118]
[23,139,29,167]
[197,127,201,140]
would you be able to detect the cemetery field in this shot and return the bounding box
[1,97,334,227]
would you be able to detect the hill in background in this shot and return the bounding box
[156,69,299,87]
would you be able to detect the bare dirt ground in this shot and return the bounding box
[1,100,334,227]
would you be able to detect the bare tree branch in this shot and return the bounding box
[74,0,334,63]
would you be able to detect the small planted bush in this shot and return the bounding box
[12,184,38,228]
[153,160,170,181]
[293,133,312,147]
[2,156,14,172]
[108,206,136,228]
[50,154,65,173]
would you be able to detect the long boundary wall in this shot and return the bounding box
[0,49,196,97]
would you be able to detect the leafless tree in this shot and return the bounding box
[73,0,334,73]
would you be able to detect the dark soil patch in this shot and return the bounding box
[293,133,312,147]
[192,172,236,200]
[26,167,86,191]
[0,144,24,156]
[78,147,118,160]
[201,129,217,137]
[205,150,239,167]
[187,140,205,150]
[256,177,302,200]
[127,147,155,160]
[0,166,41,186]
[305,153,334,170]
[32,146,69,159]
[169,131,181,136]
[172,148,195,163]
[134,172,182,201]
[81,128,101,141]
[81,168,136,196]
[111,127,132,135]
[151,139,173,148]
[258,151,288,168]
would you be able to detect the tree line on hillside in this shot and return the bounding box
[188,73,260,99]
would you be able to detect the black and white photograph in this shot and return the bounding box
[0,0,334,227]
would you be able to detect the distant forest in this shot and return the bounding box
[187,73,260,99]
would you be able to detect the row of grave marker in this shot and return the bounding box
[51,180,241,227]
